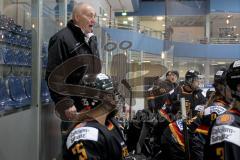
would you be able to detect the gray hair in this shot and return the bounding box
[72,2,93,20]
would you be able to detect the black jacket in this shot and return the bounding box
[45,20,99,109]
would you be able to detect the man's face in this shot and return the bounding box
[75,5,96,33]
[167,72,178,83]
[191,79,200,90]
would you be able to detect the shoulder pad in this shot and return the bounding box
[176,119,183,131]
[215,114,235,125]
[195,105,205,112]
[66,127,99,149]
[204,106,227,116]
[210,125,240,147]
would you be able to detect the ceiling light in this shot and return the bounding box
[104,13,108,16]
[217,62,226,65]
[233,26,237,28]
[227,15,231,18]
[143,60,151,63]
[162,24,166,27]
[226,19,230,24]
[156,16,164,21]
[121,11,127,16]
[128,17,134,21]
[59,22,63,26]
[161,52,165,59]
[102,17,107,21]
[123,21,128,24]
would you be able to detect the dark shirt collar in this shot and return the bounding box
[67,20,85,41]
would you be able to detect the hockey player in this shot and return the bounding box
[47,54,129,160]
[205,59,240,160]
[171,70,206,117]
[160,68,231,160]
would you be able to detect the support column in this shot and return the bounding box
[204,59,210,85]
[31,0,42,159]
[205,14,211,43]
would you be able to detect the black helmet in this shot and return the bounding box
[185,70,201,84]
[226,59,240,100]
[214,68,227,85]
[82,73,114,91]
[79,73,114,109]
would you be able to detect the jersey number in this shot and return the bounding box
[72,143,88,160]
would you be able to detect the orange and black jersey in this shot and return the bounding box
[64,117,128,160]
[205,108,240,160]
[189,99,229,136]
[170,83,206,117]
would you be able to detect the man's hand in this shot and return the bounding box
[64,105,77,120]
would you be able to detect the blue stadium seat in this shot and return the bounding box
[41,80,51,103]
[23,76,32,99]
[2,47,15,64]
[0,47,4,64]
[16,49,25,66]
[6,76,31,107]
[26,50,32,66]
[0,78,17,111]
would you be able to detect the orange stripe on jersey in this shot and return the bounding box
[159,109,172,122]
[107,121,114,130]
[229,108,240,116]
[169,122,185,151]
[196,124,209,135]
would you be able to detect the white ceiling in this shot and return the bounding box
[108,0,134,12]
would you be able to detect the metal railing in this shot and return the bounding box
[210,37,240,44]
[96,16,165,40]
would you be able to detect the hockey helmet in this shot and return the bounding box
[226,59,240,100]
[48,54,117,122]
[213,68,228,96]
[214,68,227,85]
[185,70,201,84]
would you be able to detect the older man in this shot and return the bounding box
[46,2,99,120]
[45,2,100,159]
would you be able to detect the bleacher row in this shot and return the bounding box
[0,46,32,66]
[0,15,51,113]
[0,76,51,112]
[0,14,48,67]
[0,14,31,47]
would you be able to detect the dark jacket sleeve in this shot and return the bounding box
[45,35,74,107]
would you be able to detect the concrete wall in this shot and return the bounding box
[0,108,38,160]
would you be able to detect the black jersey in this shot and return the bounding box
[65,117,128,160]
[170,83,206,117]
[205,108,240,160]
